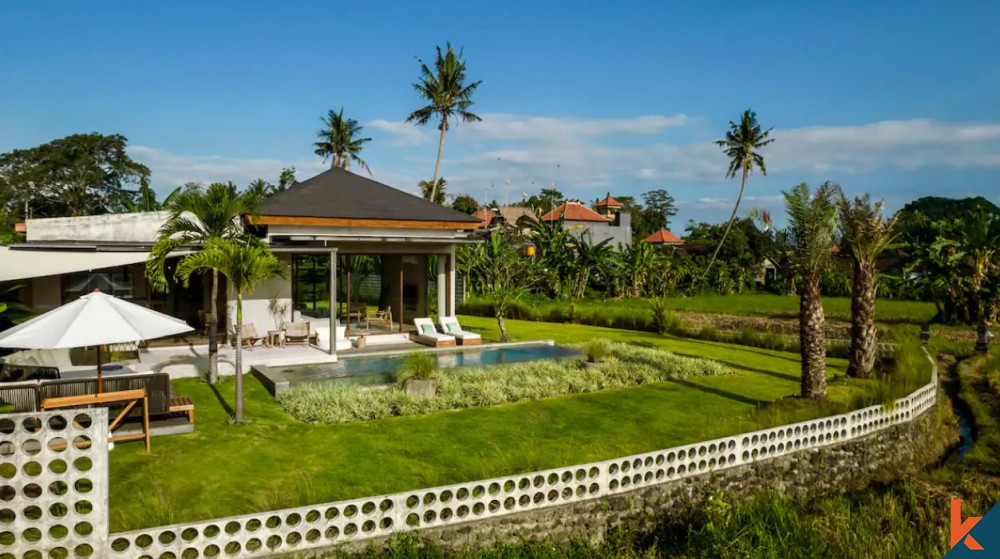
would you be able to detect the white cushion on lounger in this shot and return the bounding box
[437,317,481,341]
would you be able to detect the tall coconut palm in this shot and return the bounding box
[407,43,482,205]
[314,108,372,174]
[419,177,448,204]
[784,182,839,400]
[146,182,260,384]
[705,109,774,276]
[838,194,899,378]
[176,238,285,422]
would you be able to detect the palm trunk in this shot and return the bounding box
[704,165,748,276]
[208,269,219,385]
[235,295,244,422]
[430,122,448,203]
[847,259,878,378]
[799,271,828,399]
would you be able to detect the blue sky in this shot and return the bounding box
[2,1,999,228]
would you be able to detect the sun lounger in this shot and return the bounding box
[412,318,456,347]
[437,316,482,346]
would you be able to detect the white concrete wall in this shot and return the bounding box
[27,211,170,243]
[226,253,293,340]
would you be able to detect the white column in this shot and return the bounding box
[437,254,447,318]
[447,245,456,316]
[329,250,337,358]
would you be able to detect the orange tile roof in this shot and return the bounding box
[594,193,623,208]
[471,209,493,228]
[540,201,611,223]
[643,229,684,244]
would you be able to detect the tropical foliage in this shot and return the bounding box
[784,182,840,399]
[407,43,482,205]
[146,182,261,384]
[314,108,372,174]
[838,194,899,377]
[419,177,447,204]
[176,238,286,422]
[706,109,774,275]
[0,133,150,218]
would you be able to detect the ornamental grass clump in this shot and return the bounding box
[583,338,611,363]
[279,342,732,424]
[394,352,438,382]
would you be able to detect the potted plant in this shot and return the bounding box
[397,352,440,397]
[582,338,611,370]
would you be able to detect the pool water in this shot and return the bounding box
[274,343,582,388]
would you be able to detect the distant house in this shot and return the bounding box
[643,229,684,246]
[495,206,537,229]
[540,199,631,248]
[471,209,494,229]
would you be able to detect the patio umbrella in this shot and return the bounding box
[0,289,193,392]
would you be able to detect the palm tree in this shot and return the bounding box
[571,234,614,299]
[176,238,285,422]
[146,182,260,384]
[314,108,372,174]
[705,109,774,275]
[419,177,448,204]
[838,194,899,378]
[407,43,482,205]
[784,182,839,400]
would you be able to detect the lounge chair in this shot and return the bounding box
[412,318,456,347]
[285,322,312,346]
[437,316,482,346]
[238,324,267,348]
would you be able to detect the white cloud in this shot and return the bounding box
[368,112,689,147]
[431,118,1000,200]
[128,146,328,194]
[130,116,1000,220]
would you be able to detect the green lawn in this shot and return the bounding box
[481,294,938,324]
[109,318,868,531]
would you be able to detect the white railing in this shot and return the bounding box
[108,365,938,558]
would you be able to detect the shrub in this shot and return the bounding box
[648,298,682,334]
[280,342,732,424]
[395,352,438,382]
[582,338,611,363]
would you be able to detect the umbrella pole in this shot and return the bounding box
[96,345,103,394]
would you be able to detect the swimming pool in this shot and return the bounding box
[253,342,582,396]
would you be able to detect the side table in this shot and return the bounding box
[268,330,286,348]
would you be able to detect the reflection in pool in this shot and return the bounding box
[273,343,581,388]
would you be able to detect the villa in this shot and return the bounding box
[0,167,482,369]
[540,195,632,247]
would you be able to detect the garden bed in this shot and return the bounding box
[279,342,732,424]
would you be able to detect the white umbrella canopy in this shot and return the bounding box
[0,290,193,349]
[0,290,193,392]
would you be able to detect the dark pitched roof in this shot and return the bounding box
[260,167,480,224]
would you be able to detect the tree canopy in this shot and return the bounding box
[0,133,150,219]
